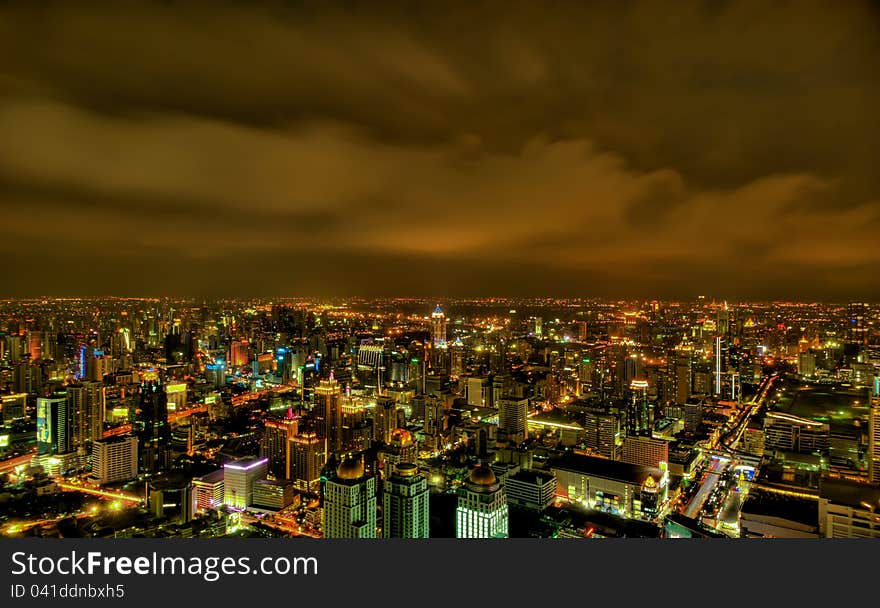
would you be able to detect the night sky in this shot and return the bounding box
[1,1,878,300]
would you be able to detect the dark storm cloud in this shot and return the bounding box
[0,0,878,299]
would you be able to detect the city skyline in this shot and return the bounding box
[1,1,879,300]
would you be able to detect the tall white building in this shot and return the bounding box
[456,465,508,538]
[223,457,268,509]
[91,435,138,485]
[323,457,377,538]
[383,462,429,538]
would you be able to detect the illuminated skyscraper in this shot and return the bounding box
[848,302,869,346]
[869,400,880,485]
[673,346,692,405]
[37,392,71,456]
[223,457,268,509]
[498,398,528,444]
[228,339,249,367]
[373,396,398,445]
[135,381,171,473]
[91,435,138,485]
[431,305,447,348]
[290,431,326,491]
[383,462,429,538]
[323,457,377,538]
[456,465,508,538]
[67,381,104,450]
[315,374,342,453]
[261,414,299,479]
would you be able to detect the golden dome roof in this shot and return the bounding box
[395,462,419,477]
[336,457,364,480]
[469,465,497,486]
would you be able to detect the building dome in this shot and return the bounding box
[391,428,413,446]
[469,465,497,486]
[336,457,364,480]
[395,462,419,477]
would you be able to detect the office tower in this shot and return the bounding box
[27,330,42,360]
[228,339,249,367]
[357,343,384,369]
[223,457,269,509]
[798,353,816,377]
[290,431,326,491]
[323,457,377,538]
[431,305,447,348]
[67,381,104,449]
[505,470,557,511]
[714,336,723,396]
[261,415,299,479]
[6,334,22,362]
[848,302,869,346]
[1,393,27,423]
[449,339,464,377]
[498,398,528,444]
[620,435,669,468]
[252,480,296,510]
[456,465,508,538]
[673,347,692,404]
[383,462,430,538]
[373,396,398,445]
[91,435,138,485]
[37,392,72,455]
[869,400,880,485]
[627,379,651,436]
[135,381,171,473]
[684,399,703,434]
[582,411,620,459]
[192,469,225,513]
[315,374,342,453]
[164,382,187,411]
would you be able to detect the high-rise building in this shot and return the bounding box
[869,400,880,485]
[373,396,398,445]
[383,462,429,538]
[498,398,529,444]
[1,393,27,423]
[67,381,104,450]
[135,381,171,473]
[848,302,869,346]
[315,374,342,453]
[91,435,138,485]
[620,435,670,468]
[223,457,269,509]
[192,469,225,513]
[323,457,377,538]
[431,305,447,348]
[673,347,692,405]
[505,469,557,511]
[290,431,326,490]
[37,392,72,455]
[456,465,508,538]
[684,398,703,434]
[261,415,299,479]
[798,352,816,377]
[582,411,620,459]
[228,339,249,367]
